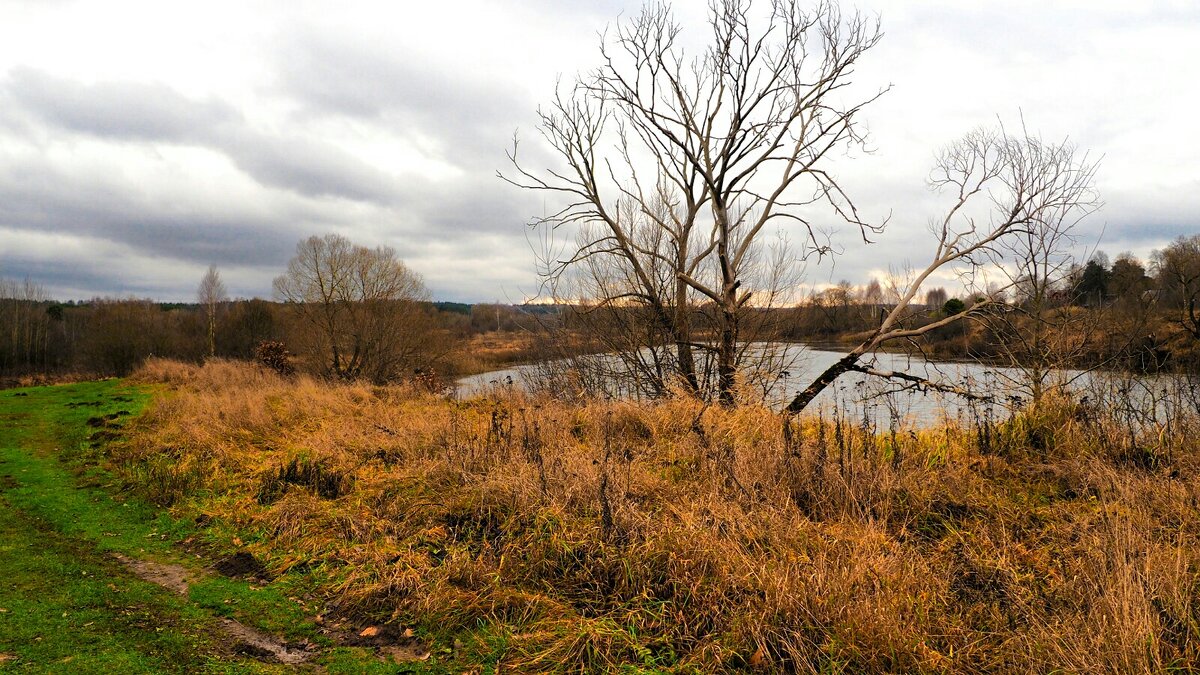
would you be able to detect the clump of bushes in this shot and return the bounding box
[253,340,295,377]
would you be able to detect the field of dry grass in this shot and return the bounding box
[0,369,101,390]
[118,358,1200,673]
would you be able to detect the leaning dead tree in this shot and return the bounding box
[784,125,1100,415]
[503,0,885,404]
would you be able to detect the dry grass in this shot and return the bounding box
[0,370,102,390]
[448,330,601,376]
[119,359,1200,673]
[448,332,544,376]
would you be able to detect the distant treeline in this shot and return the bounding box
[781,245,1200,372]
[0,284,556,380]
[3,239,1198,381]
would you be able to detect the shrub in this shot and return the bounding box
[254,340,295,377]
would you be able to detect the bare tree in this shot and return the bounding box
[0,276,55,373]
[860,278,884,306]
[504,0,885,404]
[80,298,169,376]
[273,234,433,383]
[218,299,279,359]
[924,287,948,310]
[785,124,1100,415]
[1153,235,1200,342]
[197,264,227,359]
[973,183,1104,406]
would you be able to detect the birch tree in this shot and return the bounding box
[197,264,227,359]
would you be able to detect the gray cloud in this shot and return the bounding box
[0,243,178,300]
[220,129,406,205]
[1,68,408,207]
[272,30,534,168]
[0,162,301,268]
[0,65,541,301]
[5,67,237,144]
[0,1,1197,304]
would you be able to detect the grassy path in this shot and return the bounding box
[0,380,402,674]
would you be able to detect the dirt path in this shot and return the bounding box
[112,553,316,665]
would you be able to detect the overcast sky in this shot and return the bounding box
[0,0,1196,302]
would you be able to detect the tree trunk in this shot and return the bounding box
[207,309,216,358]
[717,306,737,405]
[673,274,700,395]
[784,352,863,415]
[675,336,699,393]
[715,204,738,405]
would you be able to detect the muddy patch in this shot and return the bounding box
[113,553,192,595]
[86,412,128,427]
[65,400,102,408]
[213,551,271,582]
[88,430,124,446]
[221,618,314,665]
[341,624,430,662]
[113,553,315,664]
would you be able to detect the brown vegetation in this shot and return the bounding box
[273,233,436,383]
[450,331,551,376]
[119,358,1200,673]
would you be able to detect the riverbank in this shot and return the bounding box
[107,358,1200,672]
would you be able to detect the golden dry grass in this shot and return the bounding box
[120,358,1200,673]
[448,330,601,376]
[448,332,545,376]
[0,370,101,389]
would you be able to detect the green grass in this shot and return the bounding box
[0,497,241,673]
[0,380,403,673]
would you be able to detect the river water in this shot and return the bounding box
[456,346,1195,426]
